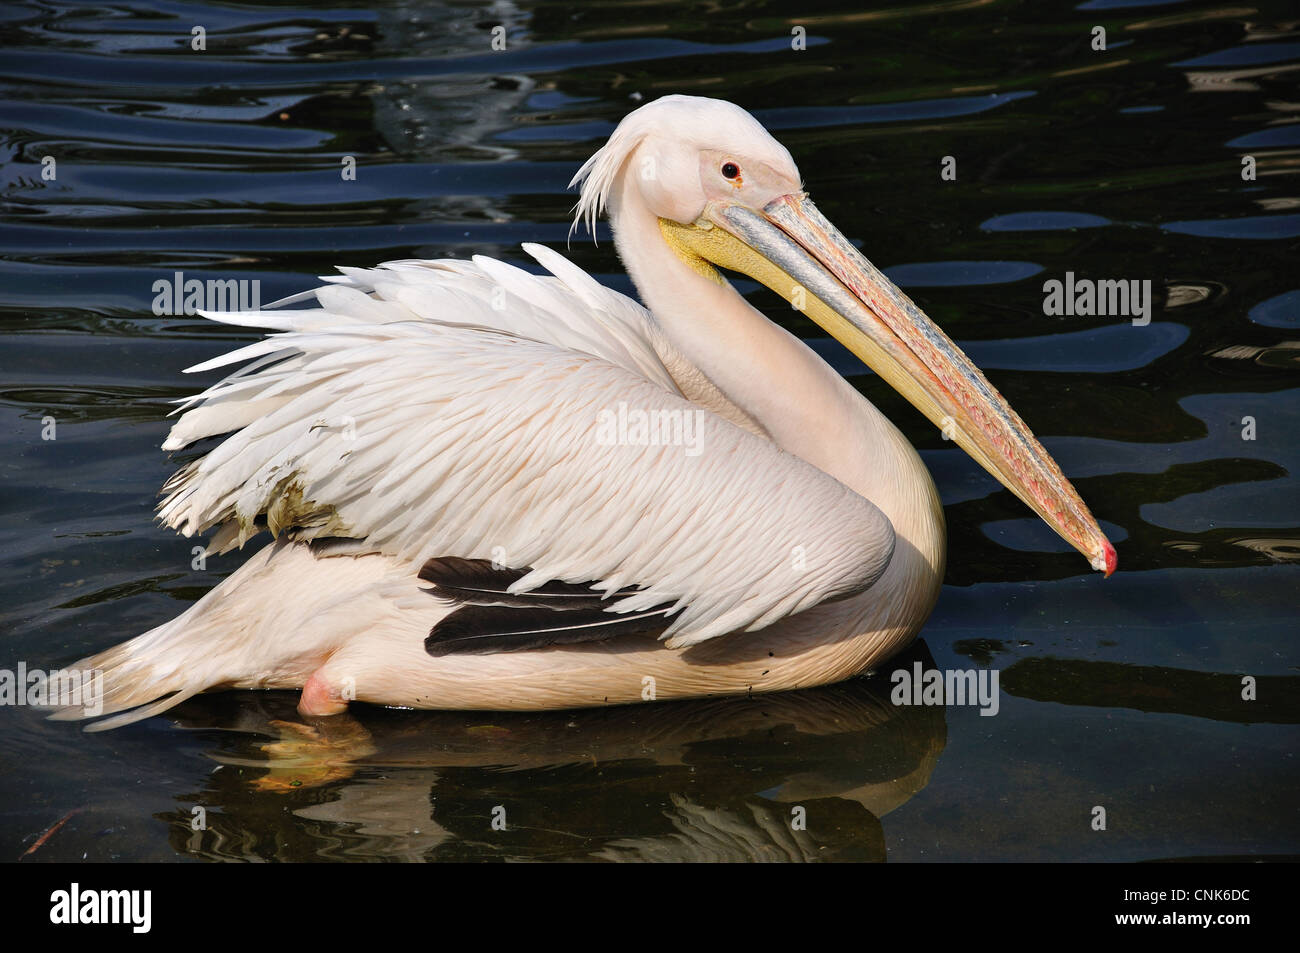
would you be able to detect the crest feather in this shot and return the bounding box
[567,104,663,240]
[567,95,795,241]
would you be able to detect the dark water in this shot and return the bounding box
[1,0,1297,862]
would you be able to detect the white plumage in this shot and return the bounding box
[158,246,893,647]
[53,95,1111,730]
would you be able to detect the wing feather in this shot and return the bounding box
[158,246,896,648]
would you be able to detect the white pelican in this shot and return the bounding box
[58,95,1114,731]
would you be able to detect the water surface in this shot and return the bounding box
[1,0,1297,861]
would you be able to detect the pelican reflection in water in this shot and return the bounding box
[168,660,946,862]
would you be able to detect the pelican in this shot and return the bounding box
[56,96,1114,731]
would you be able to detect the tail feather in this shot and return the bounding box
[46,617,224,730]
[83,689,204,733]
[45,540,419,730]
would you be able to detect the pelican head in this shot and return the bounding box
[573,95,1115,575]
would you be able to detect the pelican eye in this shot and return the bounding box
[720,162,740,180]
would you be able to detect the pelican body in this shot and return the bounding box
[57,96,1113,730]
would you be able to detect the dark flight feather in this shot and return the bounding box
[419,556,642,608]
[425,603,671,656]
[419,555,671,656]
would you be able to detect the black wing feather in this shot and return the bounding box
[419,556,671,656]
[425,604,670,656]
[419,556,642,608]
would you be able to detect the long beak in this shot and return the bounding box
[660,193,1115,576]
